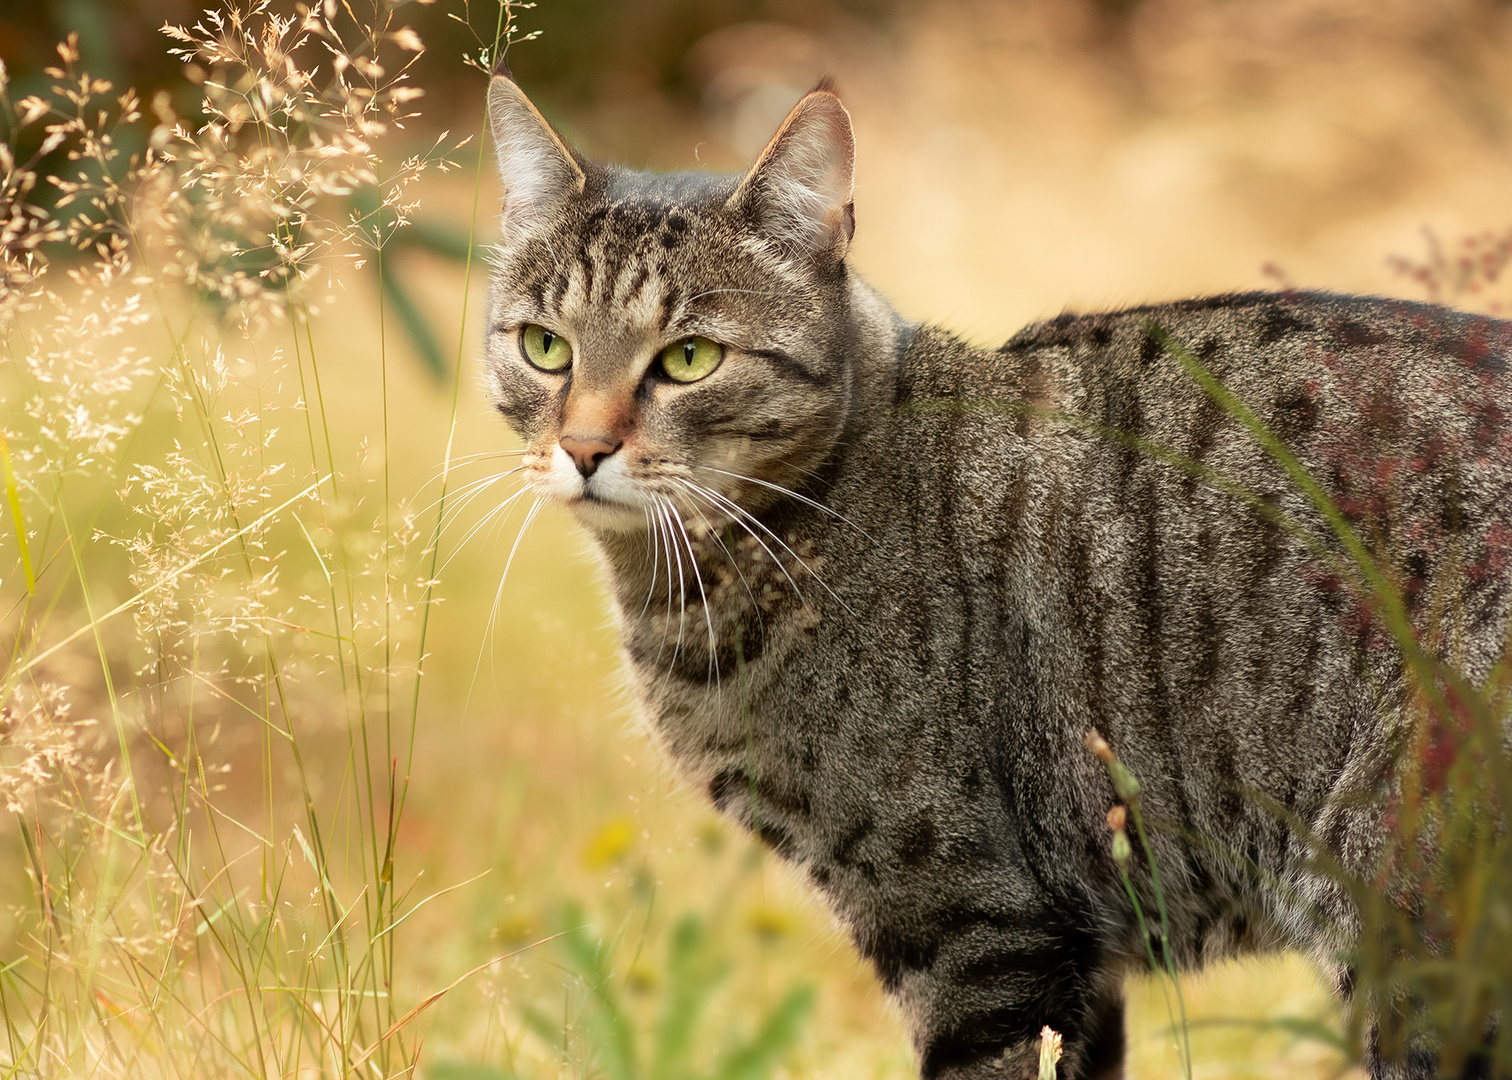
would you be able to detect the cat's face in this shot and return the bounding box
[484,75,856,533]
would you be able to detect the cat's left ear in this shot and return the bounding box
[488,71,586,234]
[727,79,855,263]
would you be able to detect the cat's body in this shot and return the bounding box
[484,72,1512,1079]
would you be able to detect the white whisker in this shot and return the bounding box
[440,487,533,572]
[467,495,544,712]
[693,464,873,540]
[669,482,767,611]
[426,447,527,472]
[668,498,720,687]
[638,504,663,621]
[658,497,690,679]
[677,479,798,582]
[646,499,680,672]
[679,477,848,611]
[440,475,529,533]
[409,465,525,520]
[414,449,528,492]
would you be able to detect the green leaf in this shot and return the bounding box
[0,430,34,595]
[712,984,815,1080]
[650,914,728,1080]
[555,916,637,1080]
[1183,1015,1350,1053]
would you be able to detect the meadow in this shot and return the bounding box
[4,1,1511,1076]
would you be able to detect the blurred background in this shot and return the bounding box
[9,0,1512,336]
[7,0,1512,1076]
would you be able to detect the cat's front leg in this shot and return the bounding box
[903,977,1126,1080]
[852,904,1128,1080]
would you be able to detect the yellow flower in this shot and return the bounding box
[747,905,797,944]
[582,817,636,869]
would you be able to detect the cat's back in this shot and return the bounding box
[888,290,1512,539]
[898,290,1511,430]
[836,289,1512,849]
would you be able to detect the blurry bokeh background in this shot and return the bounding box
[8,0,1512,327]
[8,0,1512,1076]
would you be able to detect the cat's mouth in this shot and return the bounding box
[551,460,664,531]
[566,487,668,533]
[534,444,744,535]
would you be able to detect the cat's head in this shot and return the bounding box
[484,71,857,533]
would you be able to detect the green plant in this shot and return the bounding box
[518,907,814,1080]
[0,3,536,1076]
[1085,730,1193,1080]
[433,833,817,1080]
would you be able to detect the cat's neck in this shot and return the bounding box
[842,273,911,424]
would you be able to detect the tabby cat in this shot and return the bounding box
[483,69,1512,1080]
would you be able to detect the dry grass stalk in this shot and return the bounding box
[0,3,523,1075]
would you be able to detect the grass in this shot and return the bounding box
[0,5,510,1075]
[1073,321,1512,1078]
[1,2,1503,1078]
[0,6,849,1077]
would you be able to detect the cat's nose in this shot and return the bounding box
[559,434,622,478]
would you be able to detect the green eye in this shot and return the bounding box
[658,336,723,383]
[521,324,572,371]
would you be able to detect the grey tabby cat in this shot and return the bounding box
[483,68,1511,1080]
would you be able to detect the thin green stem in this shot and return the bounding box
[0,431,34,595]
[1127,800,1192,1078]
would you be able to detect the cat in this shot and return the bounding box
[482,66,1512,1080]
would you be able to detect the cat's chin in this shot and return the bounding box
[565,494,651,534]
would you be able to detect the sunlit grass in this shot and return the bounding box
[5,3,1505,1078]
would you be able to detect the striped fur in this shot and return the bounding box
[485,74,1512,1080]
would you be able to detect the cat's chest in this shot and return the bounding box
[607,479,1034,787]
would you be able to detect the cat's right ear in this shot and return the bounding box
[487,73,586,233]
[727,79,856,264]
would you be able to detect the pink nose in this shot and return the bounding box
[559,435,621,478]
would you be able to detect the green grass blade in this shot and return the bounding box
[711,984,815,1080]
[1147,322,1426,680]
[650,914,725,1080]
[1183,1015,1351,1053]
[557,917,638,1080]
[0,430,34,595]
